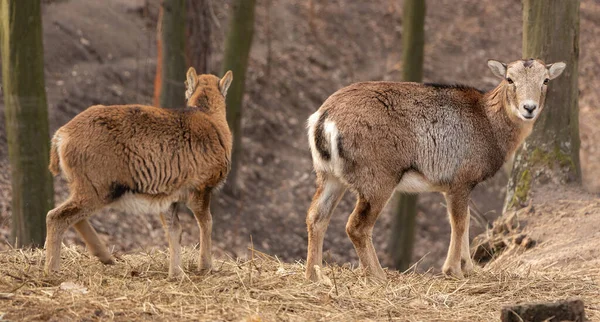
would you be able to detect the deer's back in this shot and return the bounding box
[57,104,231,197]
[312,82,505,190]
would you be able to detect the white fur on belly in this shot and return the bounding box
[109,193,178,215]
[396,171,436,193]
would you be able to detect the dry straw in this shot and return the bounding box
[0,246,598,321]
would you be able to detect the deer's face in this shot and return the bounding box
[488,59,566,122]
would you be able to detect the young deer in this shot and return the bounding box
[305,59,566,280]
[45,68,233,278]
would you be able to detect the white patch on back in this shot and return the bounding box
[323,120,344,176]
[55,131,72,181]
[307,111,328,172]
[396,171,436,193]
[307,111,345,177]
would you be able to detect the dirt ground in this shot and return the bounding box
[0,0,599,276]
[488,184,600,273]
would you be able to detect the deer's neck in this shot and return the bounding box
[483,84,533,161]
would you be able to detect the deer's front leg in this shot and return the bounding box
[460,207,474,275]
[442,190,470,278]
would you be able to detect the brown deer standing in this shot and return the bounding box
[305,59,566,281]
[45,68,233,279]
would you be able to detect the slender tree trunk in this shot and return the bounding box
[0,0,54,247]
[401,0,425,83]
[390,0,426,271]
[153,0,188,214]
[390,193,419,270]
[186,0,211,73]
[153,0,186,109]
[221,0,256,192]
[505,0,581,211]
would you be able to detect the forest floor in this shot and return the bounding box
[1,229,599,321]
[1,184,599,320]
[0,0,599,279]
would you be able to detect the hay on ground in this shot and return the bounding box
[0,246,598,321]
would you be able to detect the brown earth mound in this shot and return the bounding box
[485,185,600,273]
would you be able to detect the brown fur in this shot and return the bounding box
[44,68,233,278]
[305,59,566,281]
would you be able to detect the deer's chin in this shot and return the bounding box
[512,108,537,122]
[517,112,536,121]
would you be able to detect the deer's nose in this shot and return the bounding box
[523,104,537,113]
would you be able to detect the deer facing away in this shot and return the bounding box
[45,68,233,278]
[305,59,566,280]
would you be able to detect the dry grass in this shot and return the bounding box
[0,246,598,321]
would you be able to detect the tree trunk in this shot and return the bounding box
[390,0,426,271]
[504,0,581,211]
[401,0,425,83]
[186,0,210,73]
[153,0,189,215]
[0,0,54,247]
[390,193,419,270]
[153,0,186,109]
[221,0,256,192]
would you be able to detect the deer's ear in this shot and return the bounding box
[487,59,507,79]
[547,62,566,80]
[185,67,198,100]
[219,70,233,97]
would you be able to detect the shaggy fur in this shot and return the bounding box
[44,68,233,278]
[305,59,566,281]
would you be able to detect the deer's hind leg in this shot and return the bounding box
[305,174,347,281]
[160,204,183,279]
[73,219,113,265]
[345,183,395,281]
[45,196,99,274]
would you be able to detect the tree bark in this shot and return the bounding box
[390,0,426,271]
[401,0,425,83]
[152,0,189,215]
[0,0,54,247]
[186,0,210,73]
[390,193,419,270]
[221,0,256,191]
[153,0,186,109]
[505,0,581,211]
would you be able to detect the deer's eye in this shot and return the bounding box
[506,78,514,84]
[543,78,549,85]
